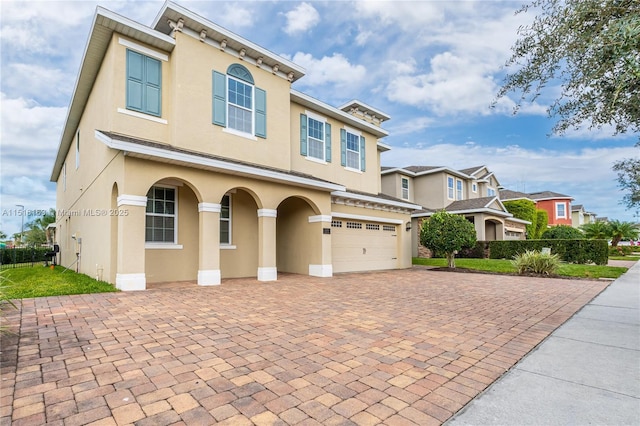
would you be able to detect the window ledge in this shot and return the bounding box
[305,156,327,165]
[223,127,257,141]
[345,167,363,174]
[220,245,237,250]
[118,108,167,124]
[145,243,183,250]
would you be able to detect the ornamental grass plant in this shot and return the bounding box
[512,250,560,275]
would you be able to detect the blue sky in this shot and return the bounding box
[1,0,638,237]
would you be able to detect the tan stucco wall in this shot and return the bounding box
[414,174,448,209]
[277,197,319,274]
[381,173,413,203]
[220,190,259,279]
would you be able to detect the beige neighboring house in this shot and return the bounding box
[572,204,598,228]
[381,166,528,256]
[50,2,420,291]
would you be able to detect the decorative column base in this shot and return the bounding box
[257,267,277,281]
[309,264,333,277]
[115,273,146,291]
[198,269,221,286]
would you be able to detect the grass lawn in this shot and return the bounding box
[609,255,640,261]
[1,266,117,300]
[413,257,629,280]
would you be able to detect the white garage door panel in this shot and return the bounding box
[332,222,398,273]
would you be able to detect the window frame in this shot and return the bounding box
[145,185,178,245]
[556,202,567,219]
[472,182,477,193]
[345,130,361,171]
[447,176,455,199]
[220,194,232,245]
[126,49,162,118]
[401,177,409,200]
[456,179,463,200]
[226,75,254,136]
[487,187,496,197]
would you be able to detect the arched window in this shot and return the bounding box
[212,64,266,138]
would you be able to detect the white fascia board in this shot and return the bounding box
[153,2,305,79]
[413,208,512,218]
[506,217,532,225]
[338,99,391,121]
[380,167,415,176]
[291,90,388,138]
[331,190,422,210]
[377,141,391,152]
[50,7,175,182]
[96,131,345,192]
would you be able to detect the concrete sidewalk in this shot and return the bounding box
[448,261,640,425]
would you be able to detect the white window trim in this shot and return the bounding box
[447,176,455,200]
[456,179,463,200]
[305,110,328,162]
[487,187,496,197]
[226,75,255,137]
[145,184,178,245]
[345,166,363,174]
[344,127,362,171]
[472,182,477,193]
[220,194,232,245]
[556,202,567,219]
[118,108,168,124]
[401,177,409,200]
[222,127,257,141]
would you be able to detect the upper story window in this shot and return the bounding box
[145,186,176,243]
[447,176,454,199]
[456,179,463,200]
[341,128,366,171]
[213,64,266,138]
[126,49,162,117]
[401,178,409,200]
[300,112,331,162]
[472,183,477,193]
[220,195,232,245]
[487,187,496,197]
[556,202,566,219]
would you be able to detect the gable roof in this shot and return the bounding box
[459,166,485,176]
[381,166,471,179]
[499,189,532,201]
[528,191,574,201]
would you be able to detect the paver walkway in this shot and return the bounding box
[1,268,609,425]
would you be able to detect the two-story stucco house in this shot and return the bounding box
[571,204,597,228]
[381,165,528,256]
[50,2,420,290]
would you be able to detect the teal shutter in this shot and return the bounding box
[360,136,366,171]
[300,114,308,156]
[144,56,161,116]
[325,123,332,162]
[212,71,226,126]
[126,50,144,112]
[255,87,266,138]
[340,129,346,166]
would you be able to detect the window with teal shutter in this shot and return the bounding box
[300,114,308,156]
[360,136,366,171]
[301,114,331,161]
[126,50,161,117]
[213,65,267,138]
[325,123,332,162]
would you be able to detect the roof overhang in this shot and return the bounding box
[152,1,305,83]
[50,7,176,182]
[95,131,345,193]
[381,166,471,179]
[331,191,422,212]
[291,90,389,139]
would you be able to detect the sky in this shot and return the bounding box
[1,0,639,237]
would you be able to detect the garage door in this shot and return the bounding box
[331,219,398,273]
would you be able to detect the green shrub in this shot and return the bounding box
[512,250,560,275]
[456,241,488,259]
[541,225,584,239]
[489,239,608,265]
[609,245,633,256]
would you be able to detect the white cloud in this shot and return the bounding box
[288,52,366,89]
[3,64,71,103]
[283,3,320,35]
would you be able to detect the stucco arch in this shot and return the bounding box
[216,185,263,210]
[274,193,322,216]
[276,196,323,275]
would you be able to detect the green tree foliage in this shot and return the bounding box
[532,209,548,239]
[612,143,640,211]
[580,221,611,239]
[607,219,639,246]
[497,0,640,136]
[420,211,477,268]
[0,231,6,240]
[503,199,537,238]
[24,208,56,246]
[541,225,585,239]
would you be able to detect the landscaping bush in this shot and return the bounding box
[541,225,584,239]
[512,250,560,275]
[609,245,633,256]
[1,247,50,266]
[456,241,488,259]
[489,239,608,265]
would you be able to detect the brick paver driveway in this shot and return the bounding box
[1,268,609,425]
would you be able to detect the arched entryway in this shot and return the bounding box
[276,196,320,275]
[220,188,260,278]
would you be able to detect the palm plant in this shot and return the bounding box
[580,221,611,240]
[608,220,640,247]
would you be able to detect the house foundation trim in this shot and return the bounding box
[116,273,146,291]
[309,264,332,277]
[197,269,221,286]
[257,267,277,281]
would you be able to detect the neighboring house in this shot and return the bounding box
[381,165,528,256]
[571,204,598,228]
[526,191,574,226]
[50,2,420,290]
